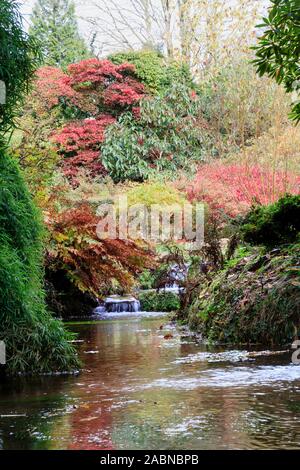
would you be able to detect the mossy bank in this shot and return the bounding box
[186,243,299,346]
[183,195,300,346]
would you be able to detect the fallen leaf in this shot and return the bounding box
[164,334,173,340]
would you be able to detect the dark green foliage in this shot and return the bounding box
[0,149,79,374]
[0,0,41,133]
[162,61,195,92]
[0,2,79,374]
[138,269,157,290]
[102,83,209,182]
[30,0,90,68]
[109,50,166,94]
[139,291,180,312]
[253,0,300,121]
[109,49,194,94]
[241,194,300,248]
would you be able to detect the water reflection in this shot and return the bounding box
[0,314,300,449]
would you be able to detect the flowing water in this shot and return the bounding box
[0,312,300,450]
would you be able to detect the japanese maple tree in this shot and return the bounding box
[32,58,145,180]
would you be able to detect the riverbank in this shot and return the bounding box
[185,243,300,346]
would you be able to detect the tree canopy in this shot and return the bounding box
[30,0,90,69]
[0,0,40,134]
[254,0,300,121]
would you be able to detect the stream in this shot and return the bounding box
[0,312,300,450]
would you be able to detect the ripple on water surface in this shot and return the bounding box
[1,315,300,450]
[137,364,300,391]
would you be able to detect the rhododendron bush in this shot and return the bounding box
[102,83,211,182]
[187,163,300,218]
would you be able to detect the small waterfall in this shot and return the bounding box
[95,295,141,314]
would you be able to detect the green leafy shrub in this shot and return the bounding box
[241,194,300,248]
[253,0,300,121]
[109,50,194,94]
[139,291,180,312]
[102,83,209,182]
[138,270,157,290]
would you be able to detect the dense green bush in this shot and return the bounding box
[109,49,194,94]
[0,1,79,374]
[102,83,209,182]
[139,291,180,312]
[241,194,300,248]
[138,270,157,290]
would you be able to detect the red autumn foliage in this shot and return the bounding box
[67,59,136,87]
[61,151,105,178]
[34,59,146,179]
[187,163,300,218]
[68,58,121,86]
[54,116,115,151]
[46,195,156,296]
[34,66,78,110]
[103,81,144,108]
[53,116,116,178]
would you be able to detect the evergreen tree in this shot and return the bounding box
[254,0,300,122]
[30,0,90,68]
